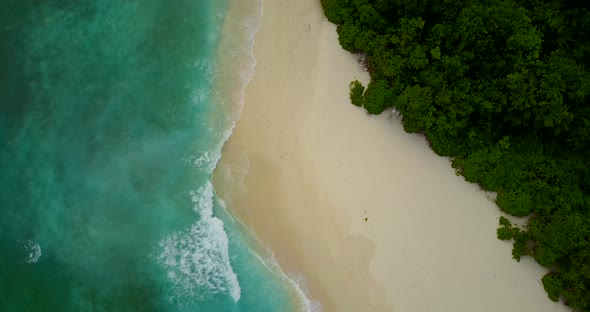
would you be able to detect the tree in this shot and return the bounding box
[322,0,590,309]
[349,80,365,107]
[363,80,395,114]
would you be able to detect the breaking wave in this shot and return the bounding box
[157,181,241,303]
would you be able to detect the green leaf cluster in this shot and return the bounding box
[349,80,365,107]
[322,0,590,310]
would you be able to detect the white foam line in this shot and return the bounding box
[157,181,241,303]
[267,252,323,312]
[208,0,264,172]
[157,0,265,304]
[215,198,322,312]
[209,0,325,310]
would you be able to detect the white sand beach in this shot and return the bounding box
[213,0,571,311]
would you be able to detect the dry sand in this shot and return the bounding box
[213,0,572,311]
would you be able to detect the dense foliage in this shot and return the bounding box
[321,0,590,310]
[349,80,365,106]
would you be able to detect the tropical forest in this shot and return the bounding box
[320,0,590,310]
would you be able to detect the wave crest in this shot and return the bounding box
[157,182,241,303]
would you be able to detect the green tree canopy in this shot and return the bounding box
[322,0,590,310]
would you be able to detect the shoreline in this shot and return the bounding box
[214,0,571,311]
[211,1,318,310]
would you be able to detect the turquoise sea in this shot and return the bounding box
[0,1,310,311]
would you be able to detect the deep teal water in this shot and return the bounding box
[0,1,298,311]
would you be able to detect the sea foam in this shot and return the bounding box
[157,181,241,303]
[22,239,42,264]
[208,0,324,310]
[260,236,323,312]
[157,1,262,303]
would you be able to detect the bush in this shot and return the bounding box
[496,189,534,217]
[319,0,346,24]
[499,216,511,227]
[497,226,514,240]
[363,80,393,114]
[349,80,365,107]
[542,274,563,302]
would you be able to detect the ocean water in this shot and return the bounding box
[0,0,306,311]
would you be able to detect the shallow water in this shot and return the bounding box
[0,1,298,311]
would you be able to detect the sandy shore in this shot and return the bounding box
[213,0,571,311]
